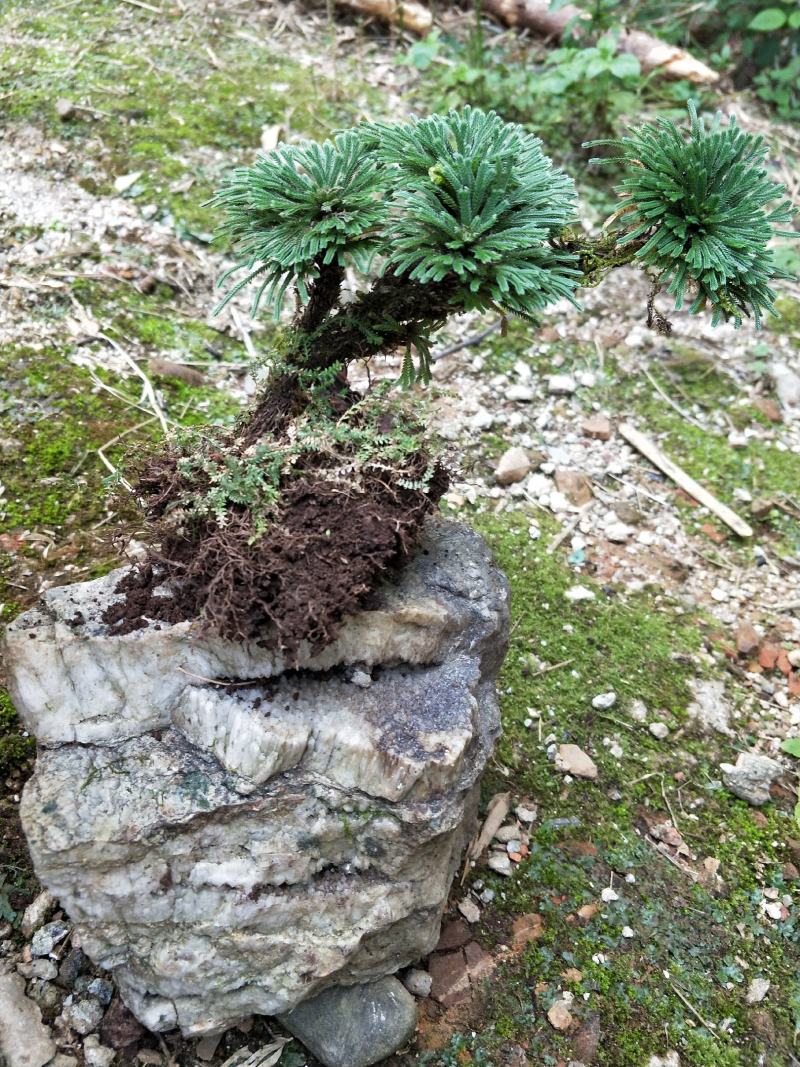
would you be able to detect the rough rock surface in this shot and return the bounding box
[277,977,417,1067]
[721,751,782,805]
[0,970,57,1067]
[7,519,509,1037]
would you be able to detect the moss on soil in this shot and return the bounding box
[416,509,800,1066]
[1,0,378,234]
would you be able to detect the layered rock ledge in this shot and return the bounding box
[6,519,509,1037]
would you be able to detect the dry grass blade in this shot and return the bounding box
[469,792,511,859]
[219,1037,292,1067]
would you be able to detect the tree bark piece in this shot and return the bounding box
[619,422,753,538]
[481,0,719,84]
[337,0,432,34]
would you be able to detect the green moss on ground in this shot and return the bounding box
[0,0,377,233]
[419,510,800,1066]
[0,335,241,537]
[0,690,35,778]
[609,353,800,552]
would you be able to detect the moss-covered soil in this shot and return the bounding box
[2,3,800,1066]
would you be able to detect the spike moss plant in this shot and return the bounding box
[116,105,795,653]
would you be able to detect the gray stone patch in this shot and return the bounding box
[277,977,417,1067]
[721,751,782,805]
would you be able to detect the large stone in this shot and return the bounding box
[0,971,57,1067]
[9,520,508,1037]
[277,977,417,1067]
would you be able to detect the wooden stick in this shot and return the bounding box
[619,422,753,538]
[336,0,432,34]
[119,0,163,12]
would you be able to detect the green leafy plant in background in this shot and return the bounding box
[743,3,800,118]
[628,0,800,120]
[404,27,646,153]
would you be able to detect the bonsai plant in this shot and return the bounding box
[105,102,795,655]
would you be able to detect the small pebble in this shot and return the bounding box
[746,977,770,1005]
[402,968,433,998]
[458,898,481,924]
[591,692,617,710]
[488,852,513,877]
[31,920,70,958]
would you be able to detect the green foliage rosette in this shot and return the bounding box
[212,131,388,316]
[212,106,581,330]
[590,101,796,327]
[373,107,580,318]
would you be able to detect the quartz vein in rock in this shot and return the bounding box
[10,520,508,1036]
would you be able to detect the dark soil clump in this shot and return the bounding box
[103,450,447,658]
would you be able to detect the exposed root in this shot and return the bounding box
[104,387,448,657]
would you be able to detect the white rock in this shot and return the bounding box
[515,804,536,822]
[458,898,481,924]
[548,490,571,513]
[591,692,617,710]
[402,969,433,998]
[648,722,669,740]
[721,751,781,805]
[20,890,55,937]
[565,586,595,603]
[488,852,513,876]
[628,699,648,722]
[600,887,619,903]
[547,374,577,396]
[14,521,509,1037]
[621,926,634,938]
[0,972,57,1067]
[83,1036,117,1067]
[17,959,58,981]
[350,669,372,688]
[647,1055,680,1067]
[113,171,143,194]
[555,744,598,780]
[745,977,770,1004]
[686,679,733,736]
[493,824,521,843]
[62,995,105,1036]
[5,542,474,749]
[605,522,632,543]
[507,384,534,402]
[495,447,532,486]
